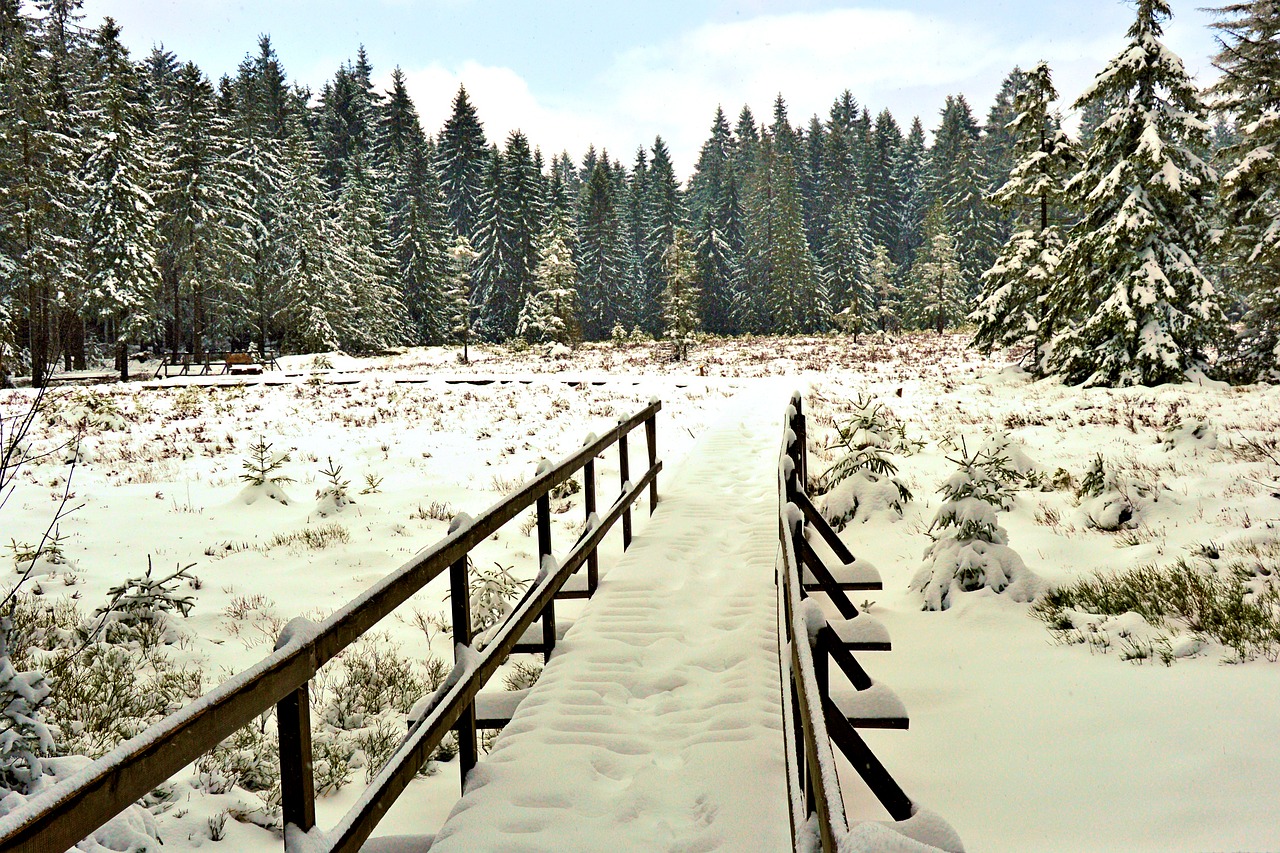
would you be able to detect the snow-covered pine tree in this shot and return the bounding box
[864,109,903,262]
[890,117,929,273]
[390,138,452,344]
[661,226,701,360]
[0,4,83,385]
[335,150,406,352]
[1210,0,1280,378]
[155,61,251,357]
[744,133,827,334]
[640,137,683,336]
[906,206,965,333]
[820,104,873,337]
[575,161,633,339]
[437,85,488,242]
[228,38,292,359]
[0,614,55,795]
[973,61,1077,374]
[445,234,478,362]
[79,17,159,381]
[277,119,348,353]
[1049,0,1226,387]
[516,218,578,346]
[910,439,1041,611]
[869,244,900,334]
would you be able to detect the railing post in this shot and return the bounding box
[278,684,316,842]
[619,433,632,548]
[584,454,598,595]
[448,516,478,791]
[537,490,555,663]
[645,412,658,513]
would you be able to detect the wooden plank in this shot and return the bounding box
[278,685,316,839]
[798,537,860,620]
[822,696,914,822]
[792,491,857,566]
[323,465,660,853]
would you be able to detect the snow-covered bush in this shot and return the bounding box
[817,394,916,528]
[468,561,532,636]
[1075,453,1158,531]
[92,562,195,647]
[911,441,1042,611]
[0,616,55,795]
[47,389,129,432]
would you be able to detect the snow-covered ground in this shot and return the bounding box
[3,333,1278,852]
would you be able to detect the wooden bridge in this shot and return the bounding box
[0,389,962,852]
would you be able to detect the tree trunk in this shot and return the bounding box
[117,339,130,382]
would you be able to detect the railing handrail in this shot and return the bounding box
[778,392,848,850]
[0,400,662,853]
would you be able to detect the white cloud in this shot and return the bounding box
[392,6,1222,180]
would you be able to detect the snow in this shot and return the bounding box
[429,383,792,851]
[3,334,1280,852]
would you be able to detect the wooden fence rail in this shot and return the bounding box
[777,392,954,851]
[0,400,661,853]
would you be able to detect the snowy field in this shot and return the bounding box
[3,333,1279,852]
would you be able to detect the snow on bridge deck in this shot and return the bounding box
[427,383,793,853]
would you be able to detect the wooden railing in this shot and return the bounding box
[777,392,957,851]
[0,400,661,853]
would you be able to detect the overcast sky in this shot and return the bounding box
[82,1,1223,177]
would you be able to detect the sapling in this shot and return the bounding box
[910,440,1042,611]
[818,394,915,528]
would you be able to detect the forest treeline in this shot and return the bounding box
[2,0,1279,387]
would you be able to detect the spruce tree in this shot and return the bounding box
[517,218,578,346]
[869,244,900,334]
[890,117,929,273]
[445,234,478,362]
[1210,0,1280,376]
[1049,0,1225,386]
[155,61,250,357]
[277,120,348,353]
[906,206,964,334]
[640,136,683,335]
[438,85,488,242]
[661,227,701,360]
[335,150,405,352]
[973,62,1077,373]
[80,18,160,381]
[575,162,632,339]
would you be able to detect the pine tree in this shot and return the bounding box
[744,135,827,334]
[1210,0,1280,377]
[474,131,543,340]
[155,61,250,357]
[973,62,1077,372]
[277,120,348,353]
[890,117,929,273]
[661,227,701,360]
[335,150,405,352]
[517,218,578,345]
[865,109,903,256]
[80,18,159,381]
[906,206,965,333]
[575,162,633,339]
[391,138,452,344]
[437,85,488,242]
[445,234,478,362]
[639,136,683,335]
[1049,0,1225,386]
[869,244,900,334]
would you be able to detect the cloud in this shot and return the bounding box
[395,62,626,162]
[392,5,1223,180]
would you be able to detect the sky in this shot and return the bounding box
[81,1,1223,178]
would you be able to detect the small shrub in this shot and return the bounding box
[240,439,293,487]
[503,660,542,692]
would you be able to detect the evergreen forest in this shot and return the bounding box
[3,0,1280,388]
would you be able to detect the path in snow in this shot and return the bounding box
[428,384,792,853]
